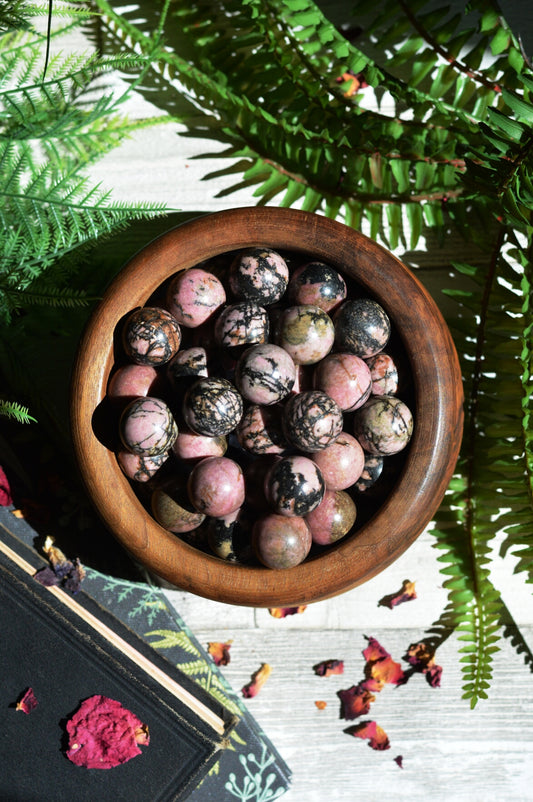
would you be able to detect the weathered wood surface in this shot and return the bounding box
[55,17,533,800]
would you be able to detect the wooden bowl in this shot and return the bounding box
[70,207,463,607]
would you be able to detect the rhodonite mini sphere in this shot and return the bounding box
[288,262,347,312]
[117,449,169,482]
[229,247,289,305]
[265,454,325,517]
[310,432,365,491]
[151,478,206,534]
[214,302,270,347]
[172,429,227,461]
[313,352,372,412]
[167,346,208,387]
[187,456,245,517]
[353,395,413,455]
[166,268,226,328]
[122,307,181,366]
[305,490,357,546]
[183,377,243,436]
[354,454,384,492]
[253,513,312,569]
[107,364,161,402]
[277,305,335,365]
[236,404,289,455]
[365,353,399,396]
[283,390,343,452]
[235,343,296,405]
[119,396,178,456]
[333,298,391,358]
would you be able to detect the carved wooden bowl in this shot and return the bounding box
[70,207,463,607]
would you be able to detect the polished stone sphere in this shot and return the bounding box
[229,247,289,305]
[166,267,226,328]
[283,390,343,452]
[119,396,178,456]
[235,404,289,455]
[151,478,206,533]
[183,377,243,436]
[253,513,312,569]
[116,449,168,483]
[107,364,161,403]
[167,346,208,387]
[305,489,357,545]
[365,352,399,396]
[310,432,365,491]
[187,456,245,517]
[235,343,296,405]
[288,261,347,312]
[313,352,372,411]
[333,298,391,358]
[353,395,413,455]
[276,304,335,365]
[265,454,325,517]
[214,302,270,347]
[122,307,181,366]
[172,429,227,461]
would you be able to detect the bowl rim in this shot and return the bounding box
[70,207,463,607]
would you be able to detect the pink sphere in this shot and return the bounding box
[310,432,365,490]
[188,456,245,517]
[119,396,178,456]
[253,514,312,569]
[116,450,168,482]
[305,490,356,545]
[313,352,372,411]
[166,268,226,328]
[107,364,161,402]
[172,430,227,461]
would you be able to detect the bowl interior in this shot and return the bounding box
[70,208,463,607]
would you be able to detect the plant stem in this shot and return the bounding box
[397,0,502,94]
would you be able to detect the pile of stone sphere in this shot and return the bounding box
[106,248,414,570]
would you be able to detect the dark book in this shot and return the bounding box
[0,507,292,802]
[0,518,237,802]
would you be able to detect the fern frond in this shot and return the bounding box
[0,398,36,424]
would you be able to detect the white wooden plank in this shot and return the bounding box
[183,626,533,802]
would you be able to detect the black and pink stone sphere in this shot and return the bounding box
[106,246,413,570]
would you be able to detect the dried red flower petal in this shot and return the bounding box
[338,683,376,720]
[363,636,405,688]
[0,465,13,506]
[65,695,149,769]
[34,536,85,594]
[405,642,442,688]
[313,659,344,677]
[379,579,417,609]
[315,700,327,710]
[346,720,390,751]
[394,755,404,768]
[241,663,272,698]
[15,687,38,714]
[268,606,307,618]
[207,641,232,666]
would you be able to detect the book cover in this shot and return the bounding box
[0,506,292,802]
